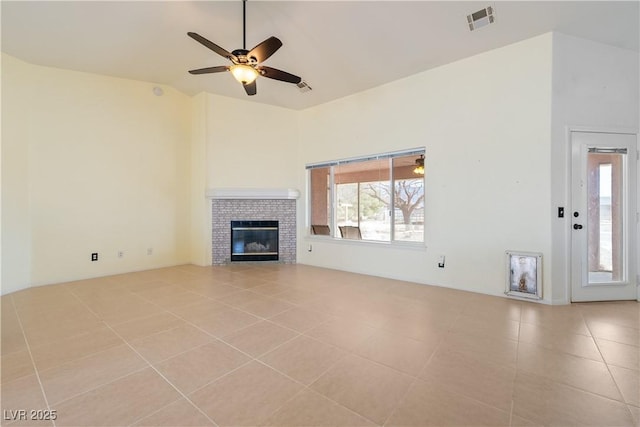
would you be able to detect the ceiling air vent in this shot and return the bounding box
[297,80,313,93]
[467,6,495,31]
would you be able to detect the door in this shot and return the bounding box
[571,131,638,302]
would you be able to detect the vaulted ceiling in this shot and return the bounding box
[2,1,638,110]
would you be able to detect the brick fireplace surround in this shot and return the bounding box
[208,188,299,265]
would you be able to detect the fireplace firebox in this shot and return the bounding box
[230,220,279,262]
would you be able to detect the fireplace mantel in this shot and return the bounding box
[206,188,300,200]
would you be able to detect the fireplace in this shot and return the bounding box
[209,189,298,265]
[230,220,279,262]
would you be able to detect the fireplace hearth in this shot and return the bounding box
[231,220,279,262]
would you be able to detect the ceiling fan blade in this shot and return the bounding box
[258,66,302,84]
[188,66,229,75]
[188,32,237,62]
[247,36,282,63]
[243,81,257,96]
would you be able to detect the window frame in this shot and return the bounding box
[306,148,426,246]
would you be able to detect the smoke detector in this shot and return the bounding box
[467,6,495,31]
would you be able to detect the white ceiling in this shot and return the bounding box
[2,1,638,110]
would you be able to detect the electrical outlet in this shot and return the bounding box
[147,248,153,256]
[91,253,98,262]
[118,251,124,258]
[438,255,445,268]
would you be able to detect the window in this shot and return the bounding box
[307,149,425,243]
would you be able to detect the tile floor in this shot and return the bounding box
[1,263,638,426]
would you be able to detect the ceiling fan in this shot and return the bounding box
[187,0,302,96]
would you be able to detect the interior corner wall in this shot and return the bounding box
[550,33,640,304]
[189,93,211,266]
[1,54,193,293]
[204,93,299,189]
[297,34,554,301]
[1,54,34,294]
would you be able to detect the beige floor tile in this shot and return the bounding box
[305,316,378,351]
[133,398,214,426]
[519,322,602,361]
[222,320,298,357]
[168,300,228,323]
[267,307,330,332]
[226,275,271,290]
[150,291,209,310]
[39,344,147,405]
[110,312,184,342]
[185,283,243,299]
[310,354,413,424]
[219,291,294,318]
[29,327,123,372]
[1,350,35,384]
[260,335,346,385]
[273,288,321,305]
[0,375,47,416]
[512,371,634,426]
[189,361,303,426]
[628,405,640,426]
[129,324,214,363]
[420,348,515,412]
[580,302,640,331]
[520,305,590,335]
[11,285,75,310]
[21,313,105,348]
[155,340,250,394]
[190,308,260,337]
[462,297,522,322]
[439,330,519,368]
[91,296,165,325]
[354,329,437,376]
[588,320,640,347]
[1,314,28,356]
[16,302,96,329]
[2,265,637,427]
[610,365,640,407]
[381,314,449,344]
[249,282,296,297]
[53,368,181,426]
[131,284,186,300]
[510,415,543,426]
[386,378,510,426]
[263,389,376,426]
[596,338,639,370]
[450,313,520,341]
[517,342,622,400]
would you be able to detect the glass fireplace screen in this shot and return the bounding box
[230,220,279,261]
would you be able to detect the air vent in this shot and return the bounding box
[297,81,313,93]
[467,6,495,31]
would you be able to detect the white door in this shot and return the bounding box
[571,131,638,302]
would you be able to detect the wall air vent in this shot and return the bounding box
[467,6,495,31]
[297,80,313,93]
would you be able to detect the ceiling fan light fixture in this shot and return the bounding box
[230,64,259,84]
[413,154,425,175]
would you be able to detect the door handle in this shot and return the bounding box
[573,224,583,230]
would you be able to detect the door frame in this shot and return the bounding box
[566,126,639,302]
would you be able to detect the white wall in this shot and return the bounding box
[1,54,34,294]
[1,54,192,293]
[297,34,554,301]
[550,33,639,303]
[205,93,299,189]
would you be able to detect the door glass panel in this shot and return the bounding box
[587,152,625,284]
